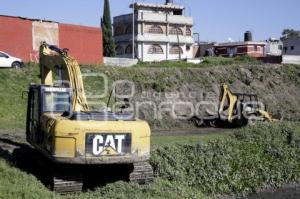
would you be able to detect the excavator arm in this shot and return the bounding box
[219,84,280,124]
[219,84,238,122]
[39,42,89,112]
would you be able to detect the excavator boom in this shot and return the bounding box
[219,84,238,122]
[39,42,89,112]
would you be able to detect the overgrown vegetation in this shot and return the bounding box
[135,56,261,68]
[0,123,300,198]
[0,62,299,130]
[151,123,300,197]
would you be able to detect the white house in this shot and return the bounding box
[113,0,194,62]
[282,36,300,64]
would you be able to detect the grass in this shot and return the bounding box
[0,123,300,198]
[151,131,231,147]
[0,158,209,199]
[134,56,262,68]
[0,159,58,199]
[0,62,39,129]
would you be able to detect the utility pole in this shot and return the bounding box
[176,25,181,60]
[132,0,135,59]
[193,32,200,58]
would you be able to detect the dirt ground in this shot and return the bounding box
[221,184,300,199]
[0,129,26,157]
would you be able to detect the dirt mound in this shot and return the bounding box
[83,64,300,130]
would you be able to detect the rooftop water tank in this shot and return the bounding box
[244,31,253,42]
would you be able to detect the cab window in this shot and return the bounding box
[43,92,71,113]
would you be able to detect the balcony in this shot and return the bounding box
[114,12,193,26]
[136,34,194,44]
[138,12,193,25]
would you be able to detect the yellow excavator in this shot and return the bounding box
[192,84,280,127]
[25,42,153,193]
[218,84,280,126]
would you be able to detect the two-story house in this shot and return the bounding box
[113,0,194,62]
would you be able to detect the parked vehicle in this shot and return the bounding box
[0,51,23,68]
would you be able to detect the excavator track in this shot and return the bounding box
[12,146,84,194]
[129,161,154,184]
[52,175,83,194]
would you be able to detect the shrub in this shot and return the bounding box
[151,123,300,196]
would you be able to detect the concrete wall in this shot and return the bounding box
[139,43,167,62]
[32,21,59,51]
[283,37,300,55]
[59,24,103,64]
[282,55,300,64]
[0,15,103,64]
[104,57,138,67]
[265,41,282,56]
[0,16,33,61]
[215,44,265,58]
[137,12,193,25]
[137,42,193,62]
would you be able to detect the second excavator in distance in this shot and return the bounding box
[192,84,281,127]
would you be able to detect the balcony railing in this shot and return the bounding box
[138,12,193,25]
[113,12,193,25]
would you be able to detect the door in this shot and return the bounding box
[0,52,11,67]
[27,88,41,144]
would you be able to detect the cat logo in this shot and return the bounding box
[85,134,131,156]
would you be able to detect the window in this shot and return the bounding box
[33,90,39,121]
[186,45,191,51]
[169,45,183,54]
[148,44,163,54]
[125,26,132,34]
[43,92,71,113]
[291,46,295,50]
[254,46,258,51]
[186,27,192,36]
[148,25,163,34]
[0,52,8,58]
[114,27,123,36]
[116,46,124,55]
[169,27,183,35]
[284,46,287,53]
[227,47,237,57]
[125,45,132,54]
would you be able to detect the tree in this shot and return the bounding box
[282,29,300,38]
[101,0,116,57]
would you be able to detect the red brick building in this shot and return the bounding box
[0,15,103,64]
[214,41,266,58]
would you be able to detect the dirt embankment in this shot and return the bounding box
[88,64,300,130]
[0,63,299,130]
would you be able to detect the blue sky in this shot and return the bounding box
[0,0,299,42]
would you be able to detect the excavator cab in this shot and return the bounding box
[26,85,72,144]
